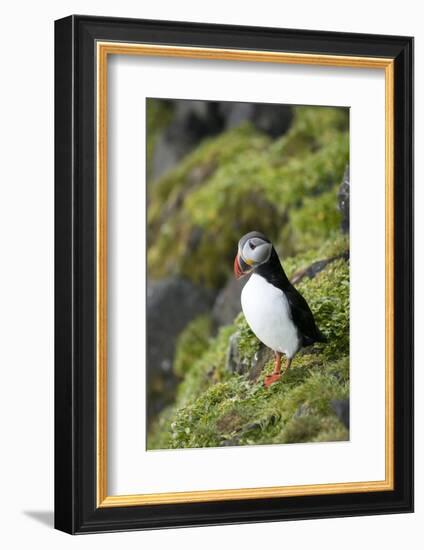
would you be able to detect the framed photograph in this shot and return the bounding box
[54,15,413,534]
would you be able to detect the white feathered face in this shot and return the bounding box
[234,232,273,279]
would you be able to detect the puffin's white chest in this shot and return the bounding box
[241,273,300,358]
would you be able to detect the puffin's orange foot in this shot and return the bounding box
[264,373,281,388]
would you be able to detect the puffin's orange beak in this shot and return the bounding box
[234,253,243,279]
[234,252,252,279]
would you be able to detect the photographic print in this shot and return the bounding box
[55,17,413,533]
[146,98,350,450]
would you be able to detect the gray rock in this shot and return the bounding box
[150,100,294,181]
[151,133,181,181]
[225,332,245,375]
[222,102,254,128]
[248,345,274,381]
[220,438,241,447]
[338,165,350,233]
[220,102,293,138]
[225,332,272,380]
[147,277,215,421]
[294,403,313,418]
[151,101,224,181]
[331,398,350,429]
[290,251,349,285]
[212,277,247,327]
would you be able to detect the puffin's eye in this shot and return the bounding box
[249,241,256,250]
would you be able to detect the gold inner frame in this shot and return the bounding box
[96,42,395,508]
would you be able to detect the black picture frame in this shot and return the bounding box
[55,15,414,534]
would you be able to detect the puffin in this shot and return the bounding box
[234,231,326,387]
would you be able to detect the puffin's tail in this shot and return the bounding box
[316,329,327,343]
[302,328,327,347]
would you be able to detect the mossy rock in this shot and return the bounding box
[147,106,349,288]
[173,315,213,378]
[146,99,174,182]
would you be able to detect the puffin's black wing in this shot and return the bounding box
[254,246,326,346]
[284,284,326,346]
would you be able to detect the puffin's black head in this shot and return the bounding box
[234,231,273,279]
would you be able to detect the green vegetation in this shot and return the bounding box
[147,103,350,449]
[146,99,174,182]
[148,234,349,449]
[147,106,349,288]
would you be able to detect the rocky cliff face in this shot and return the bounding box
[146,277,215,421]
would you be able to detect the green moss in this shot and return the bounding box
[270,105,348,161]
[175,324,237,409]
[147,124,274,287]
[148,123,269,218]
[147,404,176,450]
[147,106,349,287]
[281,415,348,444]
[146,99,174,181]
[146,104,350,449]
[153,352,349,449]
[147,247,350,450]
[173,315,213,378]
[235,312,261,362]
[282,232,349,274]
[296,259,350,359]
